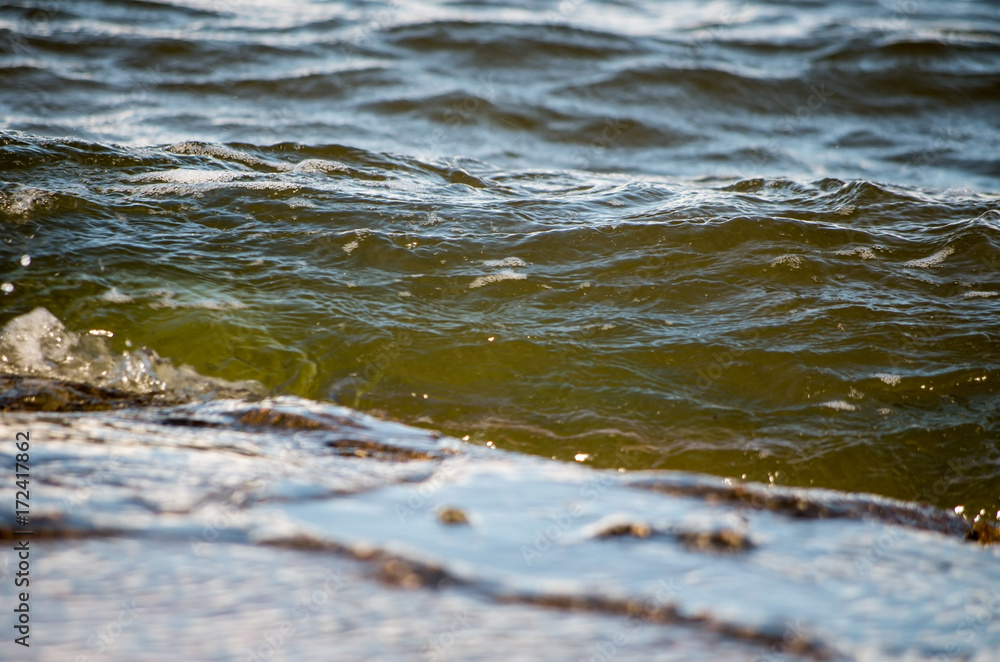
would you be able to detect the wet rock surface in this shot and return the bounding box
[1,386,998,660]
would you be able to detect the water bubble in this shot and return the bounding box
[1,283,13,294]
[19,255,31,267]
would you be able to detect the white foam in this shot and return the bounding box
[874,373,902,386]
[835,246,877,260]
[127,169,252,184]
[293,159,348,174]
[149,297,245,311]
[166,142,290,171]
[483,257,527,268]
[769,254,803,269]
[469,270,527,289]
[100,287,134,304]
[0,307,75,372]
[115,180,297,196]
[904,246,954,268]
[821,400,857,411]
[0,187,51,222]
[964,291,998,299]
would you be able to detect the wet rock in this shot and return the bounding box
[971,518,1000,545]
[325,437,439,461]
[378,558,456,590]
[4,396,998,660]
[595,521,652,538]
[675,528,754,553]
[438,507,470,525]
[628,475,976,540]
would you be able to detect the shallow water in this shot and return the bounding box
[1,0,1000,658]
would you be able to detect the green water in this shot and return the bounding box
[3,138,998,524]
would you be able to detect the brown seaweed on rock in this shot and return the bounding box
[626,474,1000,545]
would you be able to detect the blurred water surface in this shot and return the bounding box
[1,1,1000,658]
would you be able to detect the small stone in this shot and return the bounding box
[438,507,469,525]
[676,528,754,553]
[597,522,652,539]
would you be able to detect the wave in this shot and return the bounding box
[0,307,262,403]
